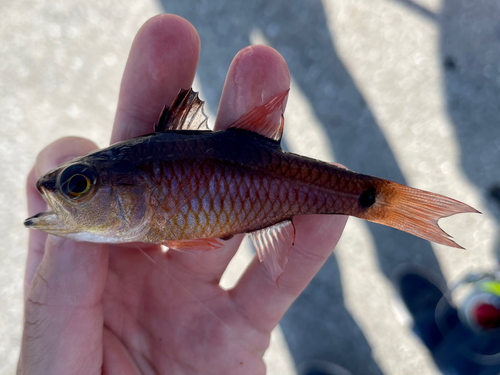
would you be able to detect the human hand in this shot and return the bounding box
[18,15,348,375]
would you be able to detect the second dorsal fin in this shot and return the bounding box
[227,89,289,142]
[155,88,210,132]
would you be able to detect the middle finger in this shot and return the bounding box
[167,45,290,283]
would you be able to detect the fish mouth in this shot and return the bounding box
[24,207,77,238]
[23,210,69,235]
[24,186,68,234]
[24,211,58,229]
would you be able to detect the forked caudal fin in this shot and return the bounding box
[361,182,480,249]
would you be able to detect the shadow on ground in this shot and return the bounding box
[394,0,500,290]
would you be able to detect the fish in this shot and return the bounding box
[24,88,480,281]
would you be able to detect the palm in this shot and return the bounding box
[103,244,267,374]
[19,15,347,375]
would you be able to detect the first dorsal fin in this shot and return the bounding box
[228,89,289,142]
[155,88,210,132]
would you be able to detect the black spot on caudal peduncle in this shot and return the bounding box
[359,187,376,208]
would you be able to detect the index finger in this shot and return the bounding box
[111,14,200,144]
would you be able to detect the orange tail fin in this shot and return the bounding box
[360,182,480,249]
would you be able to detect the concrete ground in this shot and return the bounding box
[1,0,500,374]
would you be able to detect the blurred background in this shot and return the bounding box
[1,0,500,374]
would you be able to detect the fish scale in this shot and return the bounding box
[145,151,361,243]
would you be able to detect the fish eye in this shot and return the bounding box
[59,164,96,199]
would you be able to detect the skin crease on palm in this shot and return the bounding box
[18,15,348,375]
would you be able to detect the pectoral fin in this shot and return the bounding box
[249,219,295,284]
[163,238,224,253]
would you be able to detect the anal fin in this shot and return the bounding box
[155,88,210,132]
[249,220,295,284]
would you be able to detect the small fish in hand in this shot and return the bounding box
[24,88,480,282]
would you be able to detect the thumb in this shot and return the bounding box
[25,136,100,298]
[19,236,108,375]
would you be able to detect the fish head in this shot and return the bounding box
[24,151,152,243]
